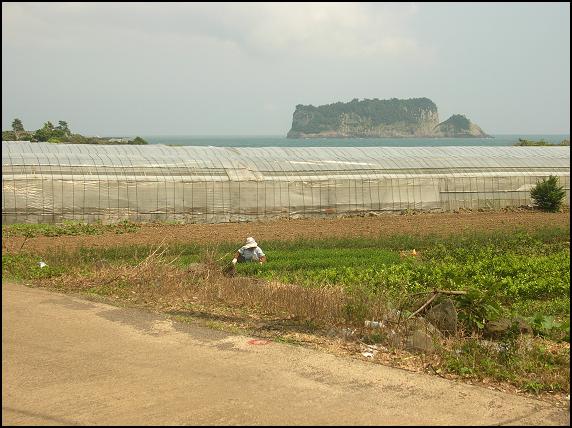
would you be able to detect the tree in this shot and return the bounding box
[530,175,566,212]
[32,121,58,142]
[56,121,71,135]
[12,118,24,132]
[11,118,25,140]
[131,136,148,145]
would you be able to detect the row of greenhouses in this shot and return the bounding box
[2,141,569,224]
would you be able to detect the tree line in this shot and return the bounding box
[3,118,148,145]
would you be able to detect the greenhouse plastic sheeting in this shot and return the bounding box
[2,141,569,224]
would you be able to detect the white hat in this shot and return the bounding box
[244,237,258,248]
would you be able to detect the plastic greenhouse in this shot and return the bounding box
[2,141,569,224]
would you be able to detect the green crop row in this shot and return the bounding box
[237,240,569,302]
[2,219,140,237]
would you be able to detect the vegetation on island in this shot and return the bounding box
[433,114,468,132]
[288,97,438,137]
[291,98,437,132]
[2,118,148,145]
[439,114,470,129]
[431,114,490,138]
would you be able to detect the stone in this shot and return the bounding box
[426,298,458,336]
[513,316,533,335]
[484,317,533,338]
[406,329,434,353]
[484,318,512,337]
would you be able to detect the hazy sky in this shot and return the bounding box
[2,2,570,136]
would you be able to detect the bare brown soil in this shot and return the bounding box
[6,210,570,253]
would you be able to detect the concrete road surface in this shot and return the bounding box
[2,282,569,426]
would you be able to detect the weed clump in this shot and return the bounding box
[531,175,566,212]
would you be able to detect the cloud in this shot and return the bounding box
[2,2,423,59]
[239,3,422,58]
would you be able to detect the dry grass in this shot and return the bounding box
[36,246,394,329]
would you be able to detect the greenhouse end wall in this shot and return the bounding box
[2,142,570,224]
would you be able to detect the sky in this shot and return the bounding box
[2,2,570,136]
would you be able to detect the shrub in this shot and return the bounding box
[530,175,566,212]
[131,136,149,145]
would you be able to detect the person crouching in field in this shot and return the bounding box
[232,237,266,265]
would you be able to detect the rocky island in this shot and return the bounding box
[286,97,490,138]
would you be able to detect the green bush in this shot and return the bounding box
[530,175,566,212]
[2,253,67,280]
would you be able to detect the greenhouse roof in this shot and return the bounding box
[2,141,569,176]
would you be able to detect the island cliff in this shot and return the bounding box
[286,98,490,138]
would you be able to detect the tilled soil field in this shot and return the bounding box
[5,210,570,253]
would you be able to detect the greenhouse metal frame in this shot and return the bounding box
[2,141,569,224]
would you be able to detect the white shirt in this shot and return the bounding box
[238,246,265,261]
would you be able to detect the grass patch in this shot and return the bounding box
[1,252,68,280]
[2,219,140,238]
[439,336,569,393]
[274,335,302,346]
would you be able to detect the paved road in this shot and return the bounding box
[2,282,569,426]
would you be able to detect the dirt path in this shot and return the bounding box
[2,282,569,426]
[5,210,570,253]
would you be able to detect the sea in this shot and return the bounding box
[140,134,570,148]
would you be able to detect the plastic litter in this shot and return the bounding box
[38,261,47,268]
[364,320,384,328]
[341,327,356,338]
[360,344,379,359]
[399,249,419,258]
[247,339,270,345]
